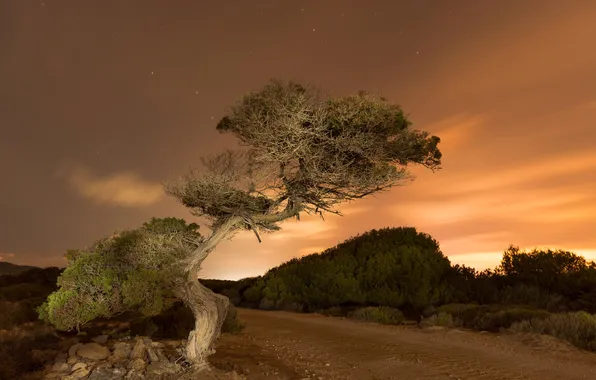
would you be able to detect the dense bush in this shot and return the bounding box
[510,311,596,351]
[473,308,551,332]
[38,218,202,331]
[434,303,552,332]
[347,306,405,325]
[237,227,453,315]
[420,312,456,328]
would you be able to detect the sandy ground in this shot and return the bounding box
[209,308,596,380]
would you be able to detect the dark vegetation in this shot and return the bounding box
[0,261,38,276]
[3,226,596,377]
[0,265,244,379]
[201,227,596,350]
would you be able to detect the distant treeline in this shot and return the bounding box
[202,227,596,318]
[4,226,596,320]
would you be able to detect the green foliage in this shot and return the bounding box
[510,311,596,351]
[240,227,452,314]
[473,308,551,332]
[348,306,405,325]
[38,218,201,331]
[420,312,456,328]
[221,304,246,334]
[434,303,552,332]
[317,306,344,317]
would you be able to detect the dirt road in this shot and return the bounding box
[210,308,596,380]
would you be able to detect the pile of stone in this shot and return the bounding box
[43,335,185,380]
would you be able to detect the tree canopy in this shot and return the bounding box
[38,218,202,331]
[165,80,442,263]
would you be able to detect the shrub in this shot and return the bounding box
[421,312,457,328]
[221,304,245,334]
[258,298,276,310]
[348,306,405,325]
[436,303,484,327]
[473,308,551,332]
[0,301,39,329]
[318,306,344,317]
[510,311,596,351]
[0,324,61,379]
[435,303,551,331]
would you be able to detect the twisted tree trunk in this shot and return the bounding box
[175,278,230,370]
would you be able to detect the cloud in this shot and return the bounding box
[425,113,486,150]
[424,149,596,197]
[435,5,596,99]
[58,164,164,207]
[0,252,16,261]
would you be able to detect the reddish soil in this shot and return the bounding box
[209,308,596,380]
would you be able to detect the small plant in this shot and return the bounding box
[348,306,405,325]
[221,304,246,334]
[474,308,551,332]
[421,312,457,328]
[510,311,596,351]
[318,306,344,317]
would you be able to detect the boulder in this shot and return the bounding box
[69,343,82,358]
[92,334,109,344]
[112,341,132,361]
[130,338,148,360]
[77,342,111,360]
[129,357,147,372]
[51,362,70,373]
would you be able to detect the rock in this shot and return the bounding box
[68,367,91,379]
[125,368,145,380]
[77,342,111,360]
[93,334,110,344]
[71,362,87,372]
[129,357,147,372]
[130,338,147,360]
[146,361,180,376]
[54,352,68,363]
[51,361,70,373]
[88,367,113,380]
[88,362,128,380]
[112,341,132,360]
[44,373,61,380]
[112,366,127,378]
[69,343,82,358]
[164,340,182,348]
[146,345,160,363]
[67,356,78,365]
[150,341,164,348]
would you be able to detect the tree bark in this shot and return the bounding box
[175,278,230,370]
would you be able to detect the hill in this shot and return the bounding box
[0,261,38,276]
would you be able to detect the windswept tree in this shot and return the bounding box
[42,79,442,370]
[38,218,203,329]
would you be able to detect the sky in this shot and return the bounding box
[1,1,595,280]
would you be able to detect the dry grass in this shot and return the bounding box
[510,311,596,351]
[0,323,62,379]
